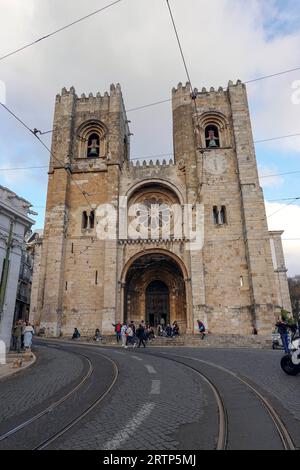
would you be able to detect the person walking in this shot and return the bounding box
[23,322,34,349]
[276,316,290,354]
[126,324,135,347]
[121,323,128,348]
[136,323,146,348]
[197,320,206,340]
[12,320,23,353]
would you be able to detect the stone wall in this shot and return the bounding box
[33,82,291,338]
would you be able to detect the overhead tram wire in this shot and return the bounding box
[244,66,300,84]
[13,193,300,212]
[166,0,194,94]
[104,63,300,114]
[267,197,300,218]
[254,133,300,144]
[0,0,123,62]
[268,197,300,202]
[1,161,300,183]
[0,102,93,210]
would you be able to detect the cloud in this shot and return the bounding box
[266,202,300,276]
[0,0,299,253]
[259,165,284,188]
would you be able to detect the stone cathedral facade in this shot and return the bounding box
[30,80,291,337]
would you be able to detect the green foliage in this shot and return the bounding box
[281,309,295,326]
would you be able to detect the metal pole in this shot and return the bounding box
[0,221,14,319]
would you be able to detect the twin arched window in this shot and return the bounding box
[213,206,227,225]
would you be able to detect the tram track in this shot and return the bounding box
[0,340,295,450]
[0,343,119,450]
[142,349,295,451]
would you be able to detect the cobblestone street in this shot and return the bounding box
[0,340,299,450]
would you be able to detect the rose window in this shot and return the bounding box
[137,198,171,231]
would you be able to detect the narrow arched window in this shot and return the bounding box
[205,125,220,148]
[220,206,227,225]
[89,210,95,229]
[213,206,219,225]
[87,133,100,157]
[82,211,88,229]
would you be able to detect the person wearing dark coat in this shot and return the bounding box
[72,328,80,340]
[136,324,146,348]
[166,324,173,337]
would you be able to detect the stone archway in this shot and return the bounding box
[123,252,187,332]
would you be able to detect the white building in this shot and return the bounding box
[0,186,35,350]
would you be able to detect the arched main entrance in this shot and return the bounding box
[123,252,187,331]
[146,280,169,327]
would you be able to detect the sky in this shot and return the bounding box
[0,0,299,275]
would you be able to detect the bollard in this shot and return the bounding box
[0,340,6,365]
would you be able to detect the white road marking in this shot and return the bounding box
[103,403,155,450]
[150,380,161,395]
[112,351,126,355]
[145,365,157,374]
[131,356,143,362]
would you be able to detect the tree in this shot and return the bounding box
[288,277,300,325]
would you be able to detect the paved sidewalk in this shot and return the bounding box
[0,351,36,381]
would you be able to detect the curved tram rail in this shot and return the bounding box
[0,347,119,450]
[144,350,295,451]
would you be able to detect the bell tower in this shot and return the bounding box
[172,80,280,335]
[35,84,130,337]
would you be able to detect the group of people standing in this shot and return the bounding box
[11,320,35,353]
[113,321,158,349]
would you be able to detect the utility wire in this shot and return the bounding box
[244,66,300,84]
[0,102,36,135]
[127,98,172,113]
[0,0,122,62]
[0,165,48,171]
[114,64,300,114]
[268,197,300,202]
[259,170,300,179]
[1,161,300,183]
[25,193,300,211]
[254,133,300,144]
[165,0,194,93]
[35,134,93,209]
[0,102,93,209]
[267,197,300,218]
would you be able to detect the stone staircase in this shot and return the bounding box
[79,334,272,349]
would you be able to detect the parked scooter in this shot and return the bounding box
[280,332,300,376]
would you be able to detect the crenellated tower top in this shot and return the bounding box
[50,83,130,170]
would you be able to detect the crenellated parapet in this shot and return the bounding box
[50,83,130,170]
[129,158,174,168]
[172,79,245,111]
[55,83,125,113]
